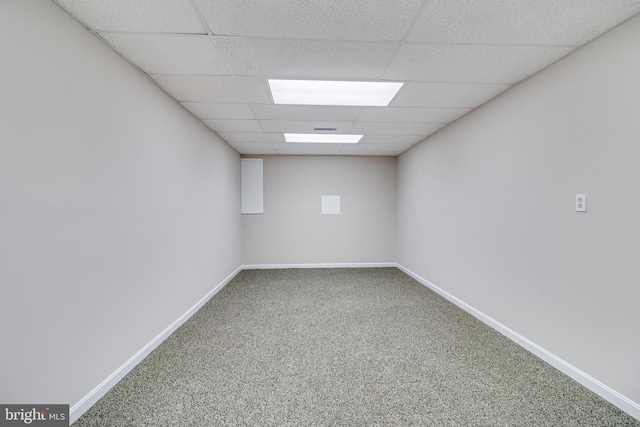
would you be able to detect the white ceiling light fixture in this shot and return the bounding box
[269,79,404,106]
[284,133,363,144]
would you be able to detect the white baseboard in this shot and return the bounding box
[69,266,243,425]
[395,263,640,422]
[242,262,397,270]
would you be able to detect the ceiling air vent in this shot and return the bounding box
[313,127,337,131]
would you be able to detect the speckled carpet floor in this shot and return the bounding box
[72,268,639,426]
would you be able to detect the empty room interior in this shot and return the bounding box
[2,0,640,425]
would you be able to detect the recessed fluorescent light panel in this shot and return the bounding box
[269,80,404,106]
[284,133,363,144]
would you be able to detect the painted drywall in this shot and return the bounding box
[242,156,396,265]
[0,0,241,409]
[397,14,640,405]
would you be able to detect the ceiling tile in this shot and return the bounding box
[385,44,573,84]
[181,102,255,120]
[100,34,231,75]
[228,142,275,150]
[340,151,402,156]
[340,147,407,157]
[351,122,444,136]
[217,132,285,143]
[251,105,363,122]
[260,121,354,134]
[273,143,345,151]
[195,0,423,41]
[341,143,415,151]
[277,150,342,156]
[56,0,640,158]
[391,82,510,108]
[150,75,271,103]
[359,107,471,123]
[203,119,263,132]
[238,149,279,155]
[407,0,640,45]
[359,135,426,145]
[54,0,205,33]
[212,37,397,79]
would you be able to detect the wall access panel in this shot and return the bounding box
[241,158,264,214]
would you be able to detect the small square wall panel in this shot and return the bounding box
[322,195,341,215]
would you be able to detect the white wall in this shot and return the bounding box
[397,14,640,406]
[242,156,396,265]
[0,0,241,410]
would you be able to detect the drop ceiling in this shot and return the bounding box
[53,0,640,156]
